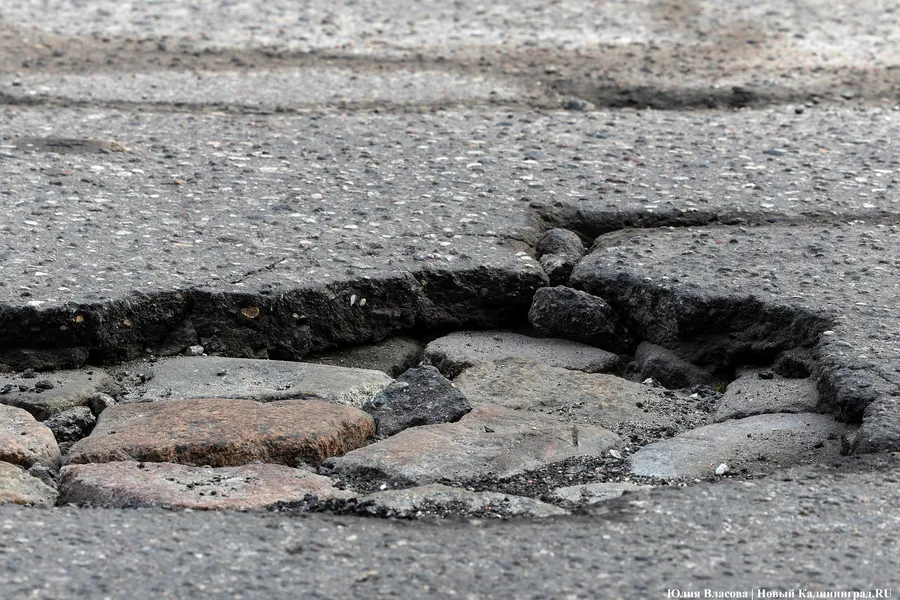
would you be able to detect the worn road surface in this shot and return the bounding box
[1,1,899,597]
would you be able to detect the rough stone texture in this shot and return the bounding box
[714,369,819,422]
[772,348,815,379]
[425,330,622,379]
[528,286,633,353]
[357,484,566,518]
[535,229,586,285]
[0,404,61,470]
[66,398,375,468]
[362,366,471,438]
[453,359,691,435]
[628,413,849,480]
[633,342,714,389]
[305,336,424,378]
[0,347,90,372]
[58,461,354,510]
[324,404,620,486]
[156,318,200,357]
[122,356,392,408]
[0,369,113,420]
[42,407,96,443]
[88,393,117,417]
[26,464,56,488]
[0,461,58,506]
[571,224,900,453]
[552,482,649,505]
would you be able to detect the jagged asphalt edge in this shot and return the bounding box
[1,207,897,454]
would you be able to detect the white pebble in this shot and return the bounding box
[715,463,729,476]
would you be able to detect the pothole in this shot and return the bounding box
[0,261,853,518]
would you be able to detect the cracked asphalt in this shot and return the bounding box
[1,1,899,597]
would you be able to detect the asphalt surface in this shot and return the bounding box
[3,454,899,599]
[2,0,900,596]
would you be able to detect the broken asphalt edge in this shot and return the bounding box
[2,204,898,455]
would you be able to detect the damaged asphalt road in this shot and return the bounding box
[2,0,900,597]
[2,454,899,599]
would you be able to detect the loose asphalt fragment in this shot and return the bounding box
[362,365,471,438]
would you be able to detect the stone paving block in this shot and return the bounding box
[66,398,374,468]
[0,369,113,420]
[122,356,392,407]
[0,461,58,506]
[552,482,650,505]
[425,330,622,378]
[453,359,677,433]
[714,369,819,422]
[58,461,354,510]
[305,336,424,378]
[357,484,567,518]
[0,404,61,470]
[324,404,621,486]
[628,413,849,481]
